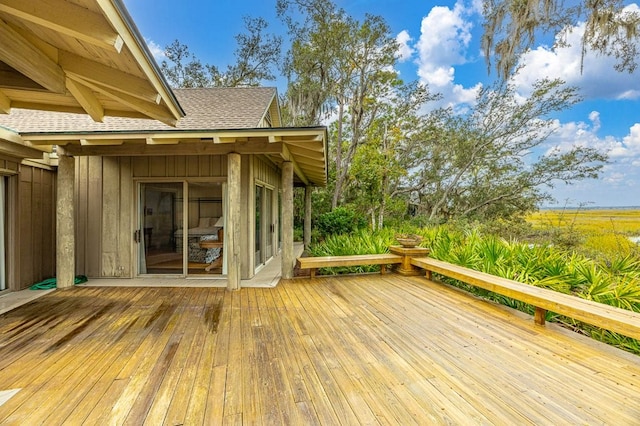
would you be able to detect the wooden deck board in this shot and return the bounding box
[1,275,639,424]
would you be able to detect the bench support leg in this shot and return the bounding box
[534,307,546,325]
[310,268,316,279]
[426,270,432,281]
[381,264,386,275]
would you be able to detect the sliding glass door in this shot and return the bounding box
[255,184,275,270]
[138,182,184,275]
[137,181,225,277]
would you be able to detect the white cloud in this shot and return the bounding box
[541,114,640,205]
[396,30,414,63]
[146,38,166,62]
[513,5,640,101]
[413,1,481,109]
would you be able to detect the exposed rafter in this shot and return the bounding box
[59,51,161,104]
[65,77,104,122]
[282,144,309,186]
[77,78,177,126]
[0,0,123,52]
[0,19,65,93]
[0,89,10,113]
[95,0,183,121]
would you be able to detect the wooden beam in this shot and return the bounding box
[56,153,76,289]
[0,19,65,93]
[56,141,285,157]
[0,127,22,143]
[0,0,123,52]
[77,78,177,126]
[145,137,180,145]
[80,139,124,146]
[0,140,45,159]
[59,51,161,103]
[65,77,104,122]
[95,0,183,122]
[0,89,10,113]
[285,144,325,160]
[0,128,45,159]
[227,153,242,291]
[281,162,294,279]
[0,62,45,90]
[282,144,308,186]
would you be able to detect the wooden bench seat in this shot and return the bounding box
[412,256,640,340]
[297,253,403,278]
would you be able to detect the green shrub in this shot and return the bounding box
[315,206,366,237]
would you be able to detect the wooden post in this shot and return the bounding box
[304,185,312,250]
[227,153,241,290]
[281,162,294,279]
[534,307,547,326]
[56,153,75,289]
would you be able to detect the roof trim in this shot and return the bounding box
[22,126,329,187]
[102,0,184,120]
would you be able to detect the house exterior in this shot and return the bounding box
[0,88,328,291]
[0,0,188,293]
[1,0,327,292]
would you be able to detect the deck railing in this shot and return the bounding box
[412,256,640,341]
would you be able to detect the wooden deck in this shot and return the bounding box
[1,275,639,425]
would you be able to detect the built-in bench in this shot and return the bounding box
[297,253,403,278]
[412,256,640,340]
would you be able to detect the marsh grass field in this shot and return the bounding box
[527,208,640,258]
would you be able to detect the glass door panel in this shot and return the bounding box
[139,182,184,275]
[187,182,224,276]
[0,177,5,290]
[255,185,262,266]
[265,188,273,260]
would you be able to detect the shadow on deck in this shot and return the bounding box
[0,274,638,424]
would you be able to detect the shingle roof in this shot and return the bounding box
[0,87,277,133]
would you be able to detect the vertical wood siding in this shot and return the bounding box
[16,164,56,290]
[77,155,227,278]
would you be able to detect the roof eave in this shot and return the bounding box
[105,0,185,122]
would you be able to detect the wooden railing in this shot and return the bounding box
[412,257,640,341]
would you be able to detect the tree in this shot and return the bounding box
[161,17,281,88]
[482,0,640,78]
[278,0,407,208]
[209,17,282,87]
[161,40,210,88]
[407,78,608,222]
[348,82,436,229]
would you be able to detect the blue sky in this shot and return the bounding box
[123,0,640,208]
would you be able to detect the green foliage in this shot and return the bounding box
[309,228,397,274]
[315,207,366,238]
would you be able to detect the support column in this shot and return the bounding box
[56,153,75,289]
[281,162,294,279]
[304,185,312,251]
[227,153,242,290]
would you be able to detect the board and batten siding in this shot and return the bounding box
[15,163,56,290]
[76,155,227,278]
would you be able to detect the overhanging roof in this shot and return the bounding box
[22,126,329,187]
[0,0,184,125]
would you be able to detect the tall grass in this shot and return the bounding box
[309,224,640,354]
[527,208,640,260]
